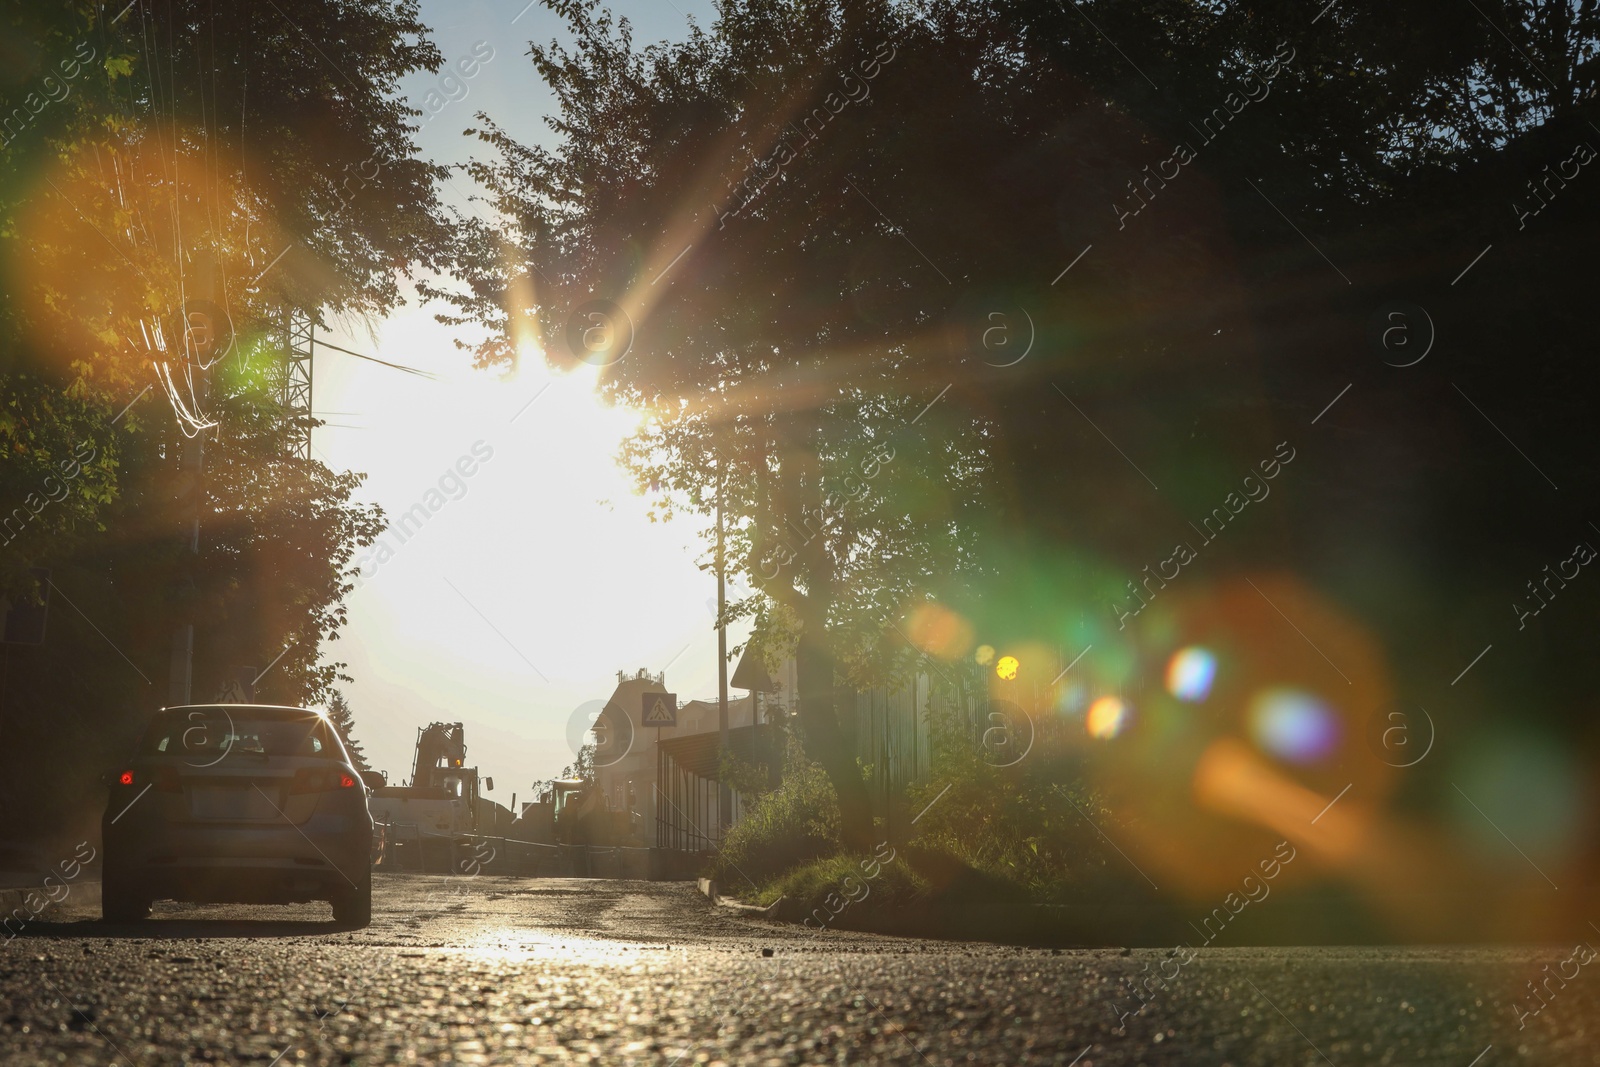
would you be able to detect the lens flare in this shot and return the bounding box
[1249,688,1339,763]
[1166,646,1218,702]
[1086,696,1129,739]
[974,645,995,666]
[905,602,975,660]
[995,655,1019,680]
[1055,682,1088,715]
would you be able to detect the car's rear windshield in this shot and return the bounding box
[142,710,343,760]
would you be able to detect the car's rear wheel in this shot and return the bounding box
[101,858,151,922]
[331,867,372,927]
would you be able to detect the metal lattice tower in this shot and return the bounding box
[278,308,314,460]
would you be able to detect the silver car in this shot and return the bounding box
[101,704,374,925]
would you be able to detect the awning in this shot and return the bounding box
[657,724,779,780]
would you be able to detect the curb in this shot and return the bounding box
[696,878,785,919]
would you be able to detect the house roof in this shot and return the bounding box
[600,676,669,732]
[731,644,778,691]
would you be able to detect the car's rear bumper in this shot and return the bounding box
[104,815,370,903]
[133,856,364,904]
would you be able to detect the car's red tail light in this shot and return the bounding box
[118,770,134,785]
[290,768,360,793]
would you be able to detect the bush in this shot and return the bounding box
[710,737,841,888]
[713,701,1158,930]
[907,713,1149,906]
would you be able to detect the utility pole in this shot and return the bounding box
[716,465,731,832]
[167,265,217,707]
[167,401,202,707]
[165,254,235,707]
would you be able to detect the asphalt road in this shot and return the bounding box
[1,872,1595,1065]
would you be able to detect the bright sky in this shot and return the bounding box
[309,0,726,801]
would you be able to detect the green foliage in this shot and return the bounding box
[907,708,1128,905]
[0,374,119,581]
[717,748,775,799]
[711,738,841,887]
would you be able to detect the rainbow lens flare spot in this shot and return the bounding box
[1087,696,1129,739]
[1249,689,1340,763]
[1166,646,1218,702]
[996,655,1019,680]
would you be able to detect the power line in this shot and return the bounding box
[311,338,438,379]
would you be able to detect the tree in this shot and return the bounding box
[0,0,450,834]
[3,0,449,582]
[436,0,1600,857]
[325,691,371,772]
[435,0,1004,852]
[561,743,596,783]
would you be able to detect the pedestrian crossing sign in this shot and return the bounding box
[641,692,678,727]
[214,665,257,704]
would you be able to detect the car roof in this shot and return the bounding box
[154,703,327,718]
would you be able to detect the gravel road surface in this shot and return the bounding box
[2,872,1594,1064]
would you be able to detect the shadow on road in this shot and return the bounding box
[11,918,358,939]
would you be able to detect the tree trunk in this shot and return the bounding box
[776,416,876,854]
[794,605,876,854]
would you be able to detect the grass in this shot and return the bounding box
[752,851,927,924]
[709,724,1162,939]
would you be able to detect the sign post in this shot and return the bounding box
[642,692,677,818]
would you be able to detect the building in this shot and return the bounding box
[589,655,943,850]
[590,665,773,847]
